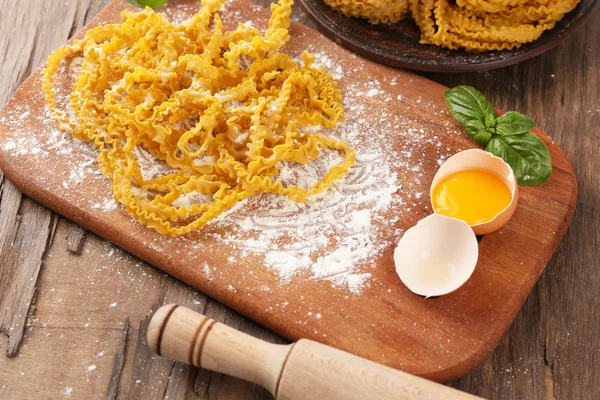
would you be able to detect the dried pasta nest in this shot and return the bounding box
[42,0,355,236]
[325,0,581,51]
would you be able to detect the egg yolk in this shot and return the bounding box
[432,169,512,226]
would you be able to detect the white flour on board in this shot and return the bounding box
[208,142,401,293]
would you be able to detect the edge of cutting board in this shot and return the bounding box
[0,0,578,382]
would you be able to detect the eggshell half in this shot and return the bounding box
[430,149,519,235]
[394,213,479,297]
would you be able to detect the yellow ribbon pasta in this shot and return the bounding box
[327,0,581,51]
[324,0,409,24]
[42,0,355,236]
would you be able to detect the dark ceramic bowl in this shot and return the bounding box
[297,0,600,72]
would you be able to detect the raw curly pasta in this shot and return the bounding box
[42,0,355,236]
[419,0,580,51]
[324,0,409,24]
[327,0,581,51]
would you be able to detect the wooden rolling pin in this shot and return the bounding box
[148,304,481,400]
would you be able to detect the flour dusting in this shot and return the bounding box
[205,138,401,294]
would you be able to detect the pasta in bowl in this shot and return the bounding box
[298,0,597,71]
[325,0,581,51]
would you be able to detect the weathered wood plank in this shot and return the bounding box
[0,0,114,358]
[127,281,209,399]
[0,180,22,276]
[0,197,54,356]
[1,221,169,399]
[107,318,129,400]
[128,317,174,399]
[67,225,89,255]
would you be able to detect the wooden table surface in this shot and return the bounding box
[0,1,597,399]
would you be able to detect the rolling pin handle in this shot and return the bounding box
[148,304,289,395]
[147,304,213,366]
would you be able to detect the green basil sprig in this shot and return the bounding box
[126,0,168,8]
[444,85,552,186]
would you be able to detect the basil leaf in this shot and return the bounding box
[464,120,493,145]
[444,86,497,126]
[495,111,536,136]
[126,0,168,8]
[486,132,552,185]
[485,114,496,129]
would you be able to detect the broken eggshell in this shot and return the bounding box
[430,149,519,235]
[394,213,478,297]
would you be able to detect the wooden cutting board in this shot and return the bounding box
[0,0,577,382]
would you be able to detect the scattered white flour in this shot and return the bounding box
[202,262,213,278]
[209,142,400,294]
[312,52,344,80]
[64,387,73,398]
[366,88,382,97]
[92,198,118,212]
[172,190,213,208]
[133,145,176,181]
[87,365,96,372]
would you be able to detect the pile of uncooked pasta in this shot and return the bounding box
[42,0,355,236]
[325,0,581,51]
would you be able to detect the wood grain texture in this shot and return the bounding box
[106,318,129,400]
[0,195,54,356]
[0,0,114,360]
[66,224,88,254]
[0,1,597,400]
